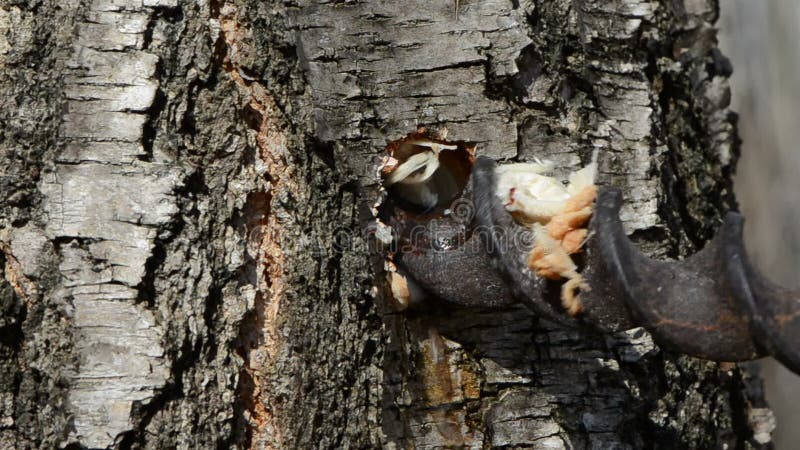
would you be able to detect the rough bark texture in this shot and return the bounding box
[0,0,775,449]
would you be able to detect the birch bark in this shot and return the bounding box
[0,0,774,448]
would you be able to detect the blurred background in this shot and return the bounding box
[719,2,800,447]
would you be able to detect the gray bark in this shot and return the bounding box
[0,0,775,448]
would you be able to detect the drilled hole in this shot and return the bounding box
[381,131,474,216]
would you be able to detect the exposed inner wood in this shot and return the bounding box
[217,3,289,448]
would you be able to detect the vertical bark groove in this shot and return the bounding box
[215,3,290,446]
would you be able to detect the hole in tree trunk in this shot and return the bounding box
[381,131,474,217]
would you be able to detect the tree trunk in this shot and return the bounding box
[0,0,776,448]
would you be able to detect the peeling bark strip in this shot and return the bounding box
[40,0,179,446]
